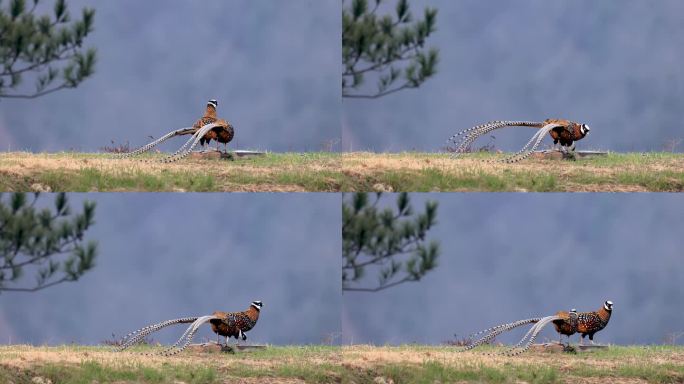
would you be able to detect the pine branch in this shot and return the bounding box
[342,192,440,292]
[0,193,97,294]
[342,0,438,99]
[0,1,96,99]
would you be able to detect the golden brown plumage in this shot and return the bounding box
[576,301,613,344]
[116,300,263,356]
[117,98,235,162]
[545,118,590,151]
[552,309,578,343]
[196,100,234,152]
[210,303,261,343]
[213,119,235,153]
[448,119,591,162]
[197,101,219,149]
[552,302,613,345]
[461,300,613,355]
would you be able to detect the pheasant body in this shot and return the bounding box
[544,119,590,150]
[196,116,219,148]
[116,98,235,162]
[576,303,612,343]
[552,309,578,338]
[210,305,260,341]
[447,119,591,162]
[459,300,613,355]
[196,100,235,152]
[116,300,263,356]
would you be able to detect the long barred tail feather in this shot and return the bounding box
[501,315,561,356]
[154,315,217,356]
[459,314,569,356]
[153,320,198,356]
[447,121,543,157]
[158,123,221,164]
[501,123,561,164]
[114,127,193,159]
[465,317,538,341]
[496,317,549,355]
[456,318,541,352]
[447,120,542,147]
[451,121,542,157]
[116,317,198,352]
[461,318,540,352]
[157,315,218,356]
[446,121,507,148]
[114,122,225,163]
[482,124,550,164]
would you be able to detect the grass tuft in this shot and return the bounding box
[342,152,684,192]
[1,345,682,383]
[0,152,342,192]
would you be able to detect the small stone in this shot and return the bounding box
[374,377,395,384]
[372,183,393,192]
[30,183,52,192]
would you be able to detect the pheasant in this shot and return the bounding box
[458,300,613,356]
[446,119,591,163]
[115,98,236,162]
[196,99,219,151]
[117,300,263,356]
[213,119,235,154]
[546,119,591,153]
[195,99,235,153]
[576,300,613,345]
[209,300,262,346]
[552,309,577,345]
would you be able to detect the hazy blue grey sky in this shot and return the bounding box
[343,0,684,152]
[343,193,684,345]
[0,0,340,152]
[0,193,341,345]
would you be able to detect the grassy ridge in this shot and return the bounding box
[0,152,342,192]
[1,151,683,192]
[1,345,683,383]
[342,152,684,192]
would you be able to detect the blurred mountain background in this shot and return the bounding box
[0,0,340,153]
[343,0,684,152]
[0,193,341,345]
[343,193,684,345]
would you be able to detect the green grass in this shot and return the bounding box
[2,345,682,383]
[2,151,682,191]
[341,345,684,384]
[0,152,342,192]
[341,152,684,192]
[374,362,560,384]
[3,361,219,384]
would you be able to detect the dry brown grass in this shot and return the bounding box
[0,345,339,383]
[1,345,682,383]
[0,345,335,371]
[341,345,684,384]
[341,344,684,370]
[0,152,342,192]
[3,151,681,192]
[341,152,684,192]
